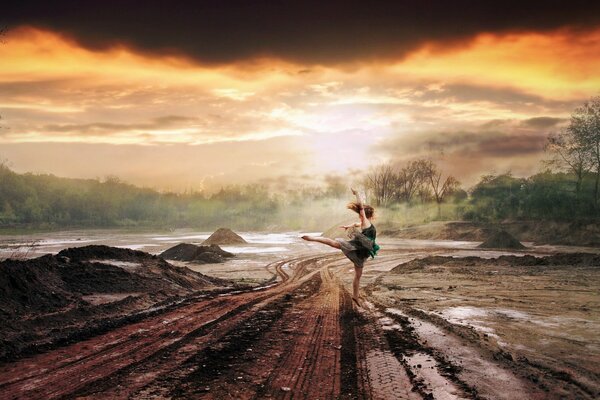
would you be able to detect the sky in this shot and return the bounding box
[1,1,600,192]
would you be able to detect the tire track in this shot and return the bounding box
[0,255,319,400]
[254,263,345,399]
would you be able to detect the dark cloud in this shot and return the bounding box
[415,84,580,110]
[521,116,566,129]
[371,127,550,185]
[3,1,600,64]
[375,129,547,159]
[475,134,546,156]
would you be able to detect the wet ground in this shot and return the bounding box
[0,230,599,399]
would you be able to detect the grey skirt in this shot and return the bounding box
[335,236,370,268]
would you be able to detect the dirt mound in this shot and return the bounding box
[160,243,234,263]
[0,245,230,361]
[478,230,526,249]
[1,245,223,315]
[0,254,80,317]
[57,245,155,261]
[202,228,247,245]
[390,252,600,273]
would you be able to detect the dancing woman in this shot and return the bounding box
[301,188,379,306]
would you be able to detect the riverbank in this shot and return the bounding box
[379,220,600,247]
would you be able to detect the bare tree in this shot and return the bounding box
[365,159,460,210]
[364,164,395,206]
[393,160,429,203]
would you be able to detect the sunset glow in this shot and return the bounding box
[1,23,600,190]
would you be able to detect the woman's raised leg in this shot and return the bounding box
[301,235,341,249]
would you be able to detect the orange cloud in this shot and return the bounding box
[394,28,600,99]
[0,26,599,189]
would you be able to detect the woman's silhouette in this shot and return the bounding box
[301,188,379,307]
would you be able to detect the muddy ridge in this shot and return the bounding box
[390,252,600,273]
[159,242,235,263]
[379,220,600,246]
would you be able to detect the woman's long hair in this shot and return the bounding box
[347,202,375,219]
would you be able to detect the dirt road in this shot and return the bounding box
[0,252,558,399]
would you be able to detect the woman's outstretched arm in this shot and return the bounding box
[351,188,370,229]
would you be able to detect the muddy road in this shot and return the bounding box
[0,249,595,399]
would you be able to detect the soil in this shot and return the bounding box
[0,245,229,362]
[0,243,598,399]
[389,252,600,273]
[202,227,247,245]
[371,251,600,399]
[477,230,526,249]
[159,243,235,263]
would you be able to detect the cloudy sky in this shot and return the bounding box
[1,1,599,191]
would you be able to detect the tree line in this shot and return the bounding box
[0,163,351,231]
[364,159,462,211]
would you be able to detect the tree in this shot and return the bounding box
[364,164,395,206]
[423,160,460,216]
[546,128,592,196]
[393,160,429,203]
[569,96,600,207]
[469,173,526,220]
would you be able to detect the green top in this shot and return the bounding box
[361,224,380,258]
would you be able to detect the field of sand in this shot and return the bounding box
[0,229,599,399]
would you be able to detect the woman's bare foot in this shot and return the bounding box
[301,235,311,241]
[352,297,362,308]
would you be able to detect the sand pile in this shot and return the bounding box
[159,243,234,263]
[202,228,247,245]
[477,230,526,249]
